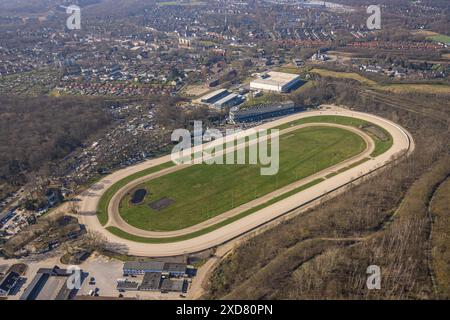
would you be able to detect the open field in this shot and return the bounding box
[274,115,393,157]
[428,34,450,45]
[411,30,439,37]
[411,30,450,44]
[310,68,450,95]
[118,126,366,231]
[182,84,211,97]
[378,84,450,95]
[310,68,377,86]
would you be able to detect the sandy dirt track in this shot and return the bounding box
[77,106,414,257]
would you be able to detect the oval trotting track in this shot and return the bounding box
[77,106,414,257]
[108,123,374,237]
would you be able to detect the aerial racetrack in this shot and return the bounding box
[119,125,366,232]
[77,106,413,257]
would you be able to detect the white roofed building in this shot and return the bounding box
[250,71,302,93]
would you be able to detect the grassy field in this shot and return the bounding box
[411,30,438,37]
[274,115,393,157]
[428,34,450,45]
[106,178,324,243]
[379,84,450,95]
[310,68,377,86]
[411,30,450,44]
[310,68,450,95]
[118,126,366,231]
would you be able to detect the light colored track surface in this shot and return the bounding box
[108,123,374,237]
[77,106,414,257]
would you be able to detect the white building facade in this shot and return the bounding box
[250,71,302,93]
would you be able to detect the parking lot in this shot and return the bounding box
[77,255,187,300]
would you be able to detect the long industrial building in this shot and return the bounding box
[213,93,245,110]
[198,89,245,110]
[199,89,230,104]
[20,266,81,300]
[250,71,302,93]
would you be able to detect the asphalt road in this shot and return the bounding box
[77,106,414,257]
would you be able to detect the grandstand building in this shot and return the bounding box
[229,100,300,123]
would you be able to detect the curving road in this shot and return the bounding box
[77,106,414,257]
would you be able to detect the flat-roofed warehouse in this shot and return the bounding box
[138,272,162,291]
[213,93,244,110]
[250,71,302,93]
[160,278,187,293]
[20,266,81,300]
[123,261,165,275]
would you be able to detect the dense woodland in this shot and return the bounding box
[0,96,112,197]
